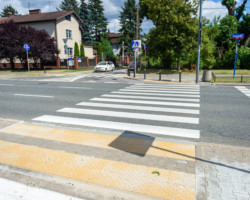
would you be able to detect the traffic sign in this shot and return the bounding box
[231,34,244,39]
[132,40,141,49]
[24,44,30,51]
[144,44,147,51]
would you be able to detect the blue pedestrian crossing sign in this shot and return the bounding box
[24,44,30,51]
[132,40,141,49]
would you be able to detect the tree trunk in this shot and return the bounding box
[242,34,250,47]
[10,58,15,71]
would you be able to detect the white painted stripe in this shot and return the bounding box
[70,74,88,82]
[0,84,14,86]
[0,178,83,200]
[102,94,200,102]
[59,86,91,89]
[127,86,200,90]
[58,107,199,124]
[77,102,200,114]
[135,83,199,87]
[33,115,200,139]
[112,91,200,98]
[104,82,117,83]
[126,87,200,92]
[14,94,54,98]
[120,89,200,94]
[91,98,200,107]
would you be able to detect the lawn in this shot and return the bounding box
[213,77,250,83]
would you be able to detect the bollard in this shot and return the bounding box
[133,67,135,77]
[159,70,162,81]
[144,69,146,79]
[241,75,243,83]
[128,67,130,76]
[179,70,182,82]
[44,66,46,74]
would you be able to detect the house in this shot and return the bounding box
[108,33,122,56]
[0,9,95,61]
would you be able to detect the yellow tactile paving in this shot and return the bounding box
[2,124,195,161]
[144,80,195,85]
[0,140,195,199]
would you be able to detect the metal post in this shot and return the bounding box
[159,70,161,81]
[145,49,147,79]
[179,71,182,82]
[122,41,124,65]
[26,50,30,71]
[241,75,243,83]
[196,0,203,83]
[134,52,136,77]
[234,43,238,78]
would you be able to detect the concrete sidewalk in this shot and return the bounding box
[0,119,249,200]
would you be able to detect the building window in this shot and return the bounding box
[66,29,72,39]
[67,48,73,56]
[65,15,71,21]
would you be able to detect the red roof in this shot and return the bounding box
[0,10,83,24]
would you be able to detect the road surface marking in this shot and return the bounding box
[0,84,14,86]
[2,123,195,161]
[58,107,199,124]
[14,94,54,98]
[127,86,200,91]
[235,86,250,98]
[33,115,200,138]
[120,89,200,94]
[102,94,200,102]
[112,91,200,98]
[77,102,200,114]
[58,86,91,89]
[91,98,200,107]
[0,140,195,200]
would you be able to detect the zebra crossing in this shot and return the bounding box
[235,86,250,98]
[32,83,201,139]
[84,73,123,78]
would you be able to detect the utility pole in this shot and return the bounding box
[196,0,203,84]
[136,5,140,40]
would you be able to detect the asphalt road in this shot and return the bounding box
[0,70,249,147]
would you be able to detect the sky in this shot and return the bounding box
[0,0,249,34]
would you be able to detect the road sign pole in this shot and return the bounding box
[234,43,238,78]
[196,0,203,84]
[145,49,146,79]
[26,50,30,71]
[134,51,136,77]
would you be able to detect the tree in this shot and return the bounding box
[0,5,18,17]
[88,0,108,43]
[238,14,250,47]
[0,21,59,70]
[222,0,248,21]
[119,0,137,55]
[74,42,80,57]
[96,38,115,59]
[58,0,79,14]
[215,15,238,59]
[140,0,198,69]
[79,0,92,45]
[80,43,85,58]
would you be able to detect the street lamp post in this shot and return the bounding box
[196,0,203,84]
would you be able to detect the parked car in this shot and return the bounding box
[95,61,115,72]
[128,61,140,72]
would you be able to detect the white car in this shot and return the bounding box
[95,61,115,72]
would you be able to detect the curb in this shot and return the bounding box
[0,164,154,200]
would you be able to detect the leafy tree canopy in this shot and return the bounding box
[0,5,18,17]
[88,0,108,42]
[58,0,79,14]
[79,0,93,45]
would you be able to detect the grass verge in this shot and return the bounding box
[214,77,250,83]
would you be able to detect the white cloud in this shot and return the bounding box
[141,18,154,34]
[202,0,228,21]
[103,0,121,18]
[107,18,120,33]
